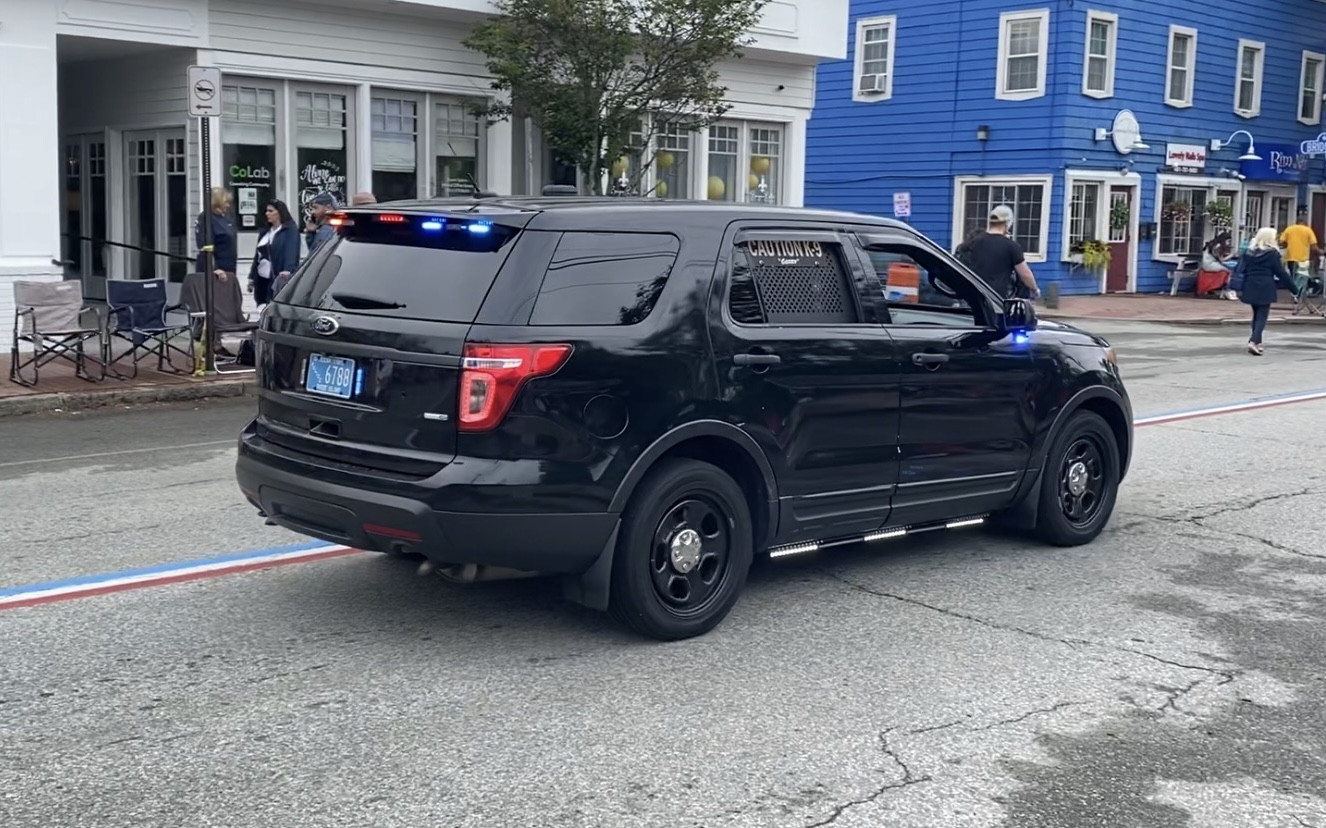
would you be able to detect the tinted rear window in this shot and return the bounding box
[529,231,679,326]
[280,216,521,323]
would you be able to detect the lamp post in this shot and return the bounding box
[1210,130,1261,161]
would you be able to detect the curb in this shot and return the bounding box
[0,377,256,419]
[1042,312,1323,327]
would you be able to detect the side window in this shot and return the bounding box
[529,231,679,325]
[726,237,863,324]
[863,243,985,327]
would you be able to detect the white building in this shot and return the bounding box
[0,0,847,342]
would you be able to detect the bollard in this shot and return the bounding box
[1043,281,1060,309]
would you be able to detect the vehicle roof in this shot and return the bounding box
[343,196,910,230]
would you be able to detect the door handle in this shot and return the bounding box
[734,352,781,366]
[911,352,950,366]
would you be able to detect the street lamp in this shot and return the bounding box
[1210,129,1261,161]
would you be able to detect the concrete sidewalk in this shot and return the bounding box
[1041,292,1325,326]
[1,353,253,418]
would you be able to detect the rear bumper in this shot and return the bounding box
[235,450,617,575]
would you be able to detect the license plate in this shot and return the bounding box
[305,353,356,400]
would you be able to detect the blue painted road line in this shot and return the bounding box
[2,387,1325,612]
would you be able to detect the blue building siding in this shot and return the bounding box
[807,0,1326,295]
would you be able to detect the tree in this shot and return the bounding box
[464,0,768,195]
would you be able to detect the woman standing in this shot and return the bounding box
[1236,227,1300,355]
[194,186,237,281]
[249,199,300,306]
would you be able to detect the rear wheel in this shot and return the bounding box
[609,459,753,641]
[1033,411,1120,546]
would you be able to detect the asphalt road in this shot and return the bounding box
[2,319,1325,827]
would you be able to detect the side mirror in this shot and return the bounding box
[1001,297,1038,333]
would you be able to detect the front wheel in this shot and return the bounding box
[609,459,754,641]
[1032,411,1121,546]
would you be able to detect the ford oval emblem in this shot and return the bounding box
[312,316,340,336]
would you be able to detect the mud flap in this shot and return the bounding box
[561,521,620,611]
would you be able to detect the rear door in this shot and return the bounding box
[708,223,902,545]
[254,210,527,477]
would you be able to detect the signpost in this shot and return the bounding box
[188,65,222,372]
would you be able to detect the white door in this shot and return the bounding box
[123,128,189,282]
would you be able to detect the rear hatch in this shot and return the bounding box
[253,209,528,480]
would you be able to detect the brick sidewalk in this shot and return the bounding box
[1041,292,1322,325]
[1,351,252,417]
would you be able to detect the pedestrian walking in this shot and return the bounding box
[1235,227,1301,356]
[248,199,300,306]
[1278,212,1321,282]
[955,204,1040,300]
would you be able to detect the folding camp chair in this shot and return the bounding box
[104,279,194,379]
[1292,264,1325,318]
[9,280,105,386]
[176,270,260,374]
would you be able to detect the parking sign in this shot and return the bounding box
[187,65,222,117]
[892,192,911,218]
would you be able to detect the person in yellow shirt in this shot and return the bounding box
[1278,215,1321,280]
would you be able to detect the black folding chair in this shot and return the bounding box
[9,280,105,386]
[104,279,193,379]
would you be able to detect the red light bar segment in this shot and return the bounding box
[376,213,408,223]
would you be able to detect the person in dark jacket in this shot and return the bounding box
[1236,227,1300,356]
[194,186,238,279]
[248,199,300,305]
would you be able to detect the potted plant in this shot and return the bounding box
[1162,201,1191,221]
[1080,239,1111,272]
[1205,200,1234,231]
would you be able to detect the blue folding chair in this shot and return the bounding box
[104,279,194,379]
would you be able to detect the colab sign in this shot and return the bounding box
[1165,143,1207,173]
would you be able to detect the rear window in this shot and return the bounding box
[529,231,679,326]
[280,215,521,323]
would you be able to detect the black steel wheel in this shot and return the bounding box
[610,459,753,640]
[1033,411,1121,547]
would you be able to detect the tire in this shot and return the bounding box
[609,458,754,641]
[1032,411,1121,547]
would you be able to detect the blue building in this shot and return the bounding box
[805,0,1326,294]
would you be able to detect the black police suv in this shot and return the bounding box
[235,197,1133,641]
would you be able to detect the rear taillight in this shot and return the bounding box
[458,343,572,432]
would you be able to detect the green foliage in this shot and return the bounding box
[464,0,768,194]
[1080,239,1111,271]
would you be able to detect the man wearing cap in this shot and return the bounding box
[305,192,339,256]
[957,204,1040,300]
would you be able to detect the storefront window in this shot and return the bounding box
[706,121,786,204]
[1271,196,1293,232]
[434,99,481,196]
[655,122,690,199]
[371,95,419,201]
[1068,182,1101,246]
[1158,185,1207,256]
[222,85,278,234]
[706,124,740,202]
[296,90,349,220]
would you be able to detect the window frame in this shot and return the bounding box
[721,227,871,328]
[1234,39,1265,119]
[853,14,898,102]
[996,8,1051,101]
[951,175,1053,263]
[1062,177,1106,262]
[1081,10,1118,99]
[1300,50,1325,125]
[1165,25,1197,108]
[1151,173,1241,262]
[705,119,788,205]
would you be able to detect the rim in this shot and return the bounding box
[649,495,733,617]
[1059,435,1108,527]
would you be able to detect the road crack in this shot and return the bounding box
[803,729,930,827]
[1185,489,1313,522]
